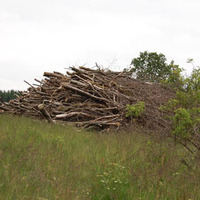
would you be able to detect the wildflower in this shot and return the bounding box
[173,172,179,176]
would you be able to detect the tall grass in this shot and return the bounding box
[0,114,199,200]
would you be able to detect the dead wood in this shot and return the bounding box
[0,66,175,131]
[37,104,53,123]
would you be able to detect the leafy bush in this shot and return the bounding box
[162,66,200,154]
[162,61,184,90]
[172,108,193,139]
[126,101,145,118]
[185,68,200,91]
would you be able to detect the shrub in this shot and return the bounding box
[162,61,184,90]
[126,101,145,118]
[162,66,200,154]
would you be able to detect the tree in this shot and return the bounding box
[127,51,172,82]
[0,90,20,102]
[163,60,184,90]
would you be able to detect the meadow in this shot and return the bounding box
[0,114,199,200]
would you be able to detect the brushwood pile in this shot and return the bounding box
[0,66,175,131]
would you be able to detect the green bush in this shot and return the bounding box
[162,66,200,154]
[172,108,193,139]
[125,101,145,118]
[162,61,184,90]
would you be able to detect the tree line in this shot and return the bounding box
[0,90,20,102]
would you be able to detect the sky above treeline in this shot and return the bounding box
[0,0,200,90]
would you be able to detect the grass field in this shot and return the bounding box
[0,114,200,200]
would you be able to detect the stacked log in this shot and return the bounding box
[0,66,175,131]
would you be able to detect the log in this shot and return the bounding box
[55,112,93,119]
[37,104,53,123]
[0,105,10,111]
[61,83,111,103]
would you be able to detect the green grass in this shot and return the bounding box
[0,114,199,200]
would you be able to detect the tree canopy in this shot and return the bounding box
[127,51,172,82]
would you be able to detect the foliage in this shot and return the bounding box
[162,61,184,90]
[185,68,200,91]
[0,90,20,102]
[162,66,200,154]
[124,51,184,89]
[172,108,193,139]
[126,101,145,118]
[126,51,172,82]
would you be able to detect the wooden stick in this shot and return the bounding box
[61,83,110,103]
[37,104,53,123]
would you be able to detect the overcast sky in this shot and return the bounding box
[0,0,200,90]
